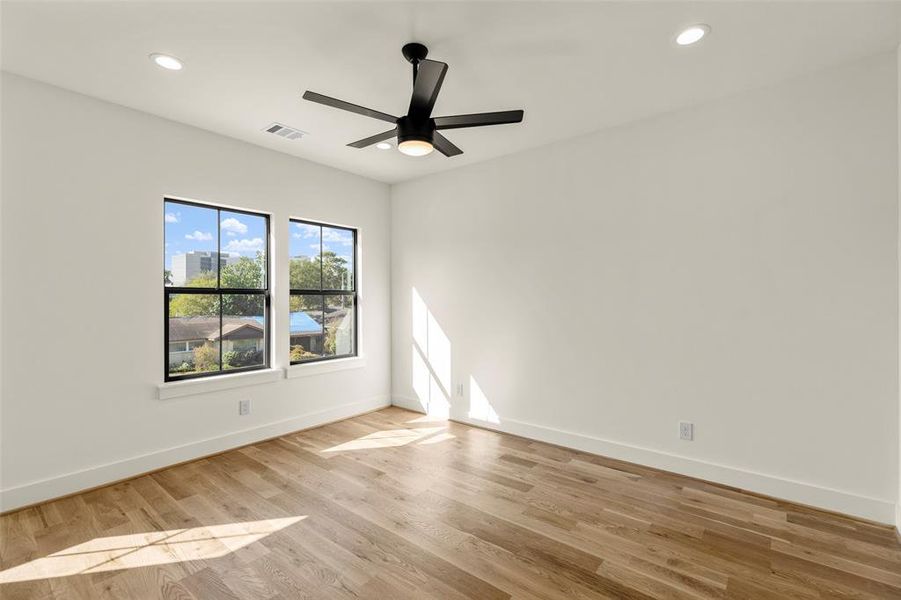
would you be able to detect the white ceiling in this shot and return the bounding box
[3,1,901,184]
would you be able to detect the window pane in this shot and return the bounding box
[324,295,355,357]
[222,294,265,370]
[168,293,220,375]
[290,295,324,362]
[290,222,321,289]
[165,201,219,287]
[322,226,354,290]
[220,211,267,289]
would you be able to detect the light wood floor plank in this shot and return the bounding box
[2,407,899,599]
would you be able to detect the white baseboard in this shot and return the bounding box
[392,396,895,525]
[1,396,390,512]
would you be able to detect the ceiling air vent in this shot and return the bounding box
[264,122,306,141]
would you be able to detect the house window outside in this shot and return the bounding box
[164,199,270,381]
[289,219,357,364]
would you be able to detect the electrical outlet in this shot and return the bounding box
[679,421,694,441]
[239,399,251,416]
[456,383,464,397]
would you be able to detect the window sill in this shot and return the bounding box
[285,355,367,379]
[158,368,284,400]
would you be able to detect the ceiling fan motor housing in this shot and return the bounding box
[396,115,435,146]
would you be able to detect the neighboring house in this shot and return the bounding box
[289,311,324,354]
[289,308,353,355]
[168,309,352,366]
[167,316,265,367]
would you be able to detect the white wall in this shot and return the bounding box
[897,43,901,533]
[0,73,391,510]
[392,53,899,523]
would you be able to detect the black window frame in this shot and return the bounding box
[164,198,271,382]
[289,218,358,365]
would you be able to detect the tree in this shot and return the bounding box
[169,253,265,317]
[164,270,173,285]
[221,254,264,289]
[169,271,218,317]
[322,251,351,289]
[289,251,350,289]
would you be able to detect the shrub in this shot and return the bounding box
[193,343,219,371]
[290,345,317,362]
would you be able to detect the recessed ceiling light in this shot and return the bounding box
[676,24,710,46]
[150,53,183,71]
[376,142,392,150]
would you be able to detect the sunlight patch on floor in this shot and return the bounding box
[0,517,305,583]
[322,426,453,452]
[406,414,449,424]
[417,432,456,445]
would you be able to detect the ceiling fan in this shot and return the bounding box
[302,43,524,157]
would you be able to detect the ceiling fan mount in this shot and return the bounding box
[302,42,524,157]
[401,42,429,64]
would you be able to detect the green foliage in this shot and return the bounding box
[290,345,318,362]
[164,270,173,285]
[222,255,265,289]
[169,254,265,317]
[324,326,336,355]
[290,294,321,313]
[322,252,351,289]
[290,251,350,290]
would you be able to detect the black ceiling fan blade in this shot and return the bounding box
[347,128,398,149]
[408,60,448,120]
[434,110,524,130]
[432,132,463,157]
[303,91,398,124]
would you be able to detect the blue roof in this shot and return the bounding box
[247,313,320,335]
[289,311,321,335]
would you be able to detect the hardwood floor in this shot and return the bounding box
[2,407,899,599]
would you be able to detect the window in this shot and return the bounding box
[289,219,357,363]
[164,199,269,381]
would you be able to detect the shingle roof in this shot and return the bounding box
[169,312,324,342]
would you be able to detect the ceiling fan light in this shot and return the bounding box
[398,139,434,157]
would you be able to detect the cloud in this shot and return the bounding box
[165,213,179,223]
[220,217,248,237]
[225,237,264,255]
[185,230,213,241]
[294,223,319,239]
[322,228,352,245]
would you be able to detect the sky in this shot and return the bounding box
[164,201,266,270]
[164,201,355,273]
[290,221,354,267]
